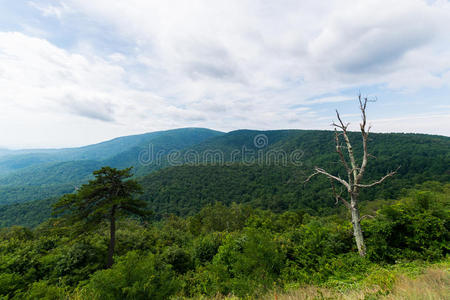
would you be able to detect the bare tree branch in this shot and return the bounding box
[356,167,400,188]
[304,171,319,183]
[341,133,358,182]
[314,167,351,190]
[330,180,351,209]
[359,215,375,222]
[334,129,352,180]
[357,95,369,184]
[335,110,349,132]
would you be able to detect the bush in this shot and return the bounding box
[193,233,223,265]
[365,187,449,262]
[163,246,193,274]
[209,228,285,297]
[23,281,66,300]
[0,272,24,297]
[84,251,180,300]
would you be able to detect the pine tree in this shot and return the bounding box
[53,166,150,267]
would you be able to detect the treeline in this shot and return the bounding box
[1,130,448,208]
[0,128,223,205]
[1,158,448,228]
[0,184,73,207]
[0,181,448,299]
[0,197,56,228]
[139,160,448,219]
[0,156,450,227]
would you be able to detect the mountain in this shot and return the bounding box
[0,129,448,226]
[0,148,13,157]
[0,128,224,205]
[105,127,226,174]
[0,197,56,228]
[134,130,449,218]
[0,128,223,176]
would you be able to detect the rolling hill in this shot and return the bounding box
[135,130,449,218]
[0,128,223,205]
[0,129,448,226]
[0,128,223,176]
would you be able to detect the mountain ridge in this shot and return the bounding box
[0,128,224,205]
[0,128,448,226]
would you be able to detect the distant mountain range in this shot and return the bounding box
[0,128,223,176]
[0,128,223,204]
[0,128,448,227]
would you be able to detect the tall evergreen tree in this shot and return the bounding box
[53,166,150,268]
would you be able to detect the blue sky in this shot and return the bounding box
[0,0,449,148]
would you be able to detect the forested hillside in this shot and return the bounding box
[0,182,447,299]
[0,128,448,299]
[3,0,450,298]
[0,197,56,228]
[137,131,449,218]
[0,131,161,174]
[0,129,448,227]
[0,128,223,205]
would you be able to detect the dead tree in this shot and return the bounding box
[306,95,398,256]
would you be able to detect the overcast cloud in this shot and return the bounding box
[0,0,449,148]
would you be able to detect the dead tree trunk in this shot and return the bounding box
[350,196,365,256]
[306,95,398,256]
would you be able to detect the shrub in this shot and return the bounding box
[210,228,285,297]
[23,281,66,300]
[84,251,180,300]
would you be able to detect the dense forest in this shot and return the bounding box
[0,181,448,298]
[0,128,223,204]
[0,128,449,299]
[0,129,448,226]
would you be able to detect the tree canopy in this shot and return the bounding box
[53,166,150,267]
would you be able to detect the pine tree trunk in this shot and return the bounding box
[350,196,366,256]
[106,205,117,268]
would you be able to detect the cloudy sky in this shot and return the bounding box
[0,0,449,148]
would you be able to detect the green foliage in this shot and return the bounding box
[0,182,448,298]
[84,251,180,300]
[0,197,57,228]
[1,130,448,223]
[162,246,193,274]
[278,219,353,284]
[0,128,223,205]
[187,202,252,234]
[365,183,449,262]
[23,281,67,300]
[193,233,224,265]
[0,185,72,207]
[209,228,285,297]
[0,160,102,187]
[53,167,150,268]
[137,128,449,219]
[53,167,148,229]
[49,242,104,285]
[0,273,24,298]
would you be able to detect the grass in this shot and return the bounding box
[69,260,449,299]
[262,260,449,300]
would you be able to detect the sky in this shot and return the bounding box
[0,0,449,149]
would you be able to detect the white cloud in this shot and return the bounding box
[59,0,449,102]
[304,96,354,104]
[371,113,450,136]
[1,0,450,147]
[28,1,73,19]
[0,32,165,147]
[309,0,437,72]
